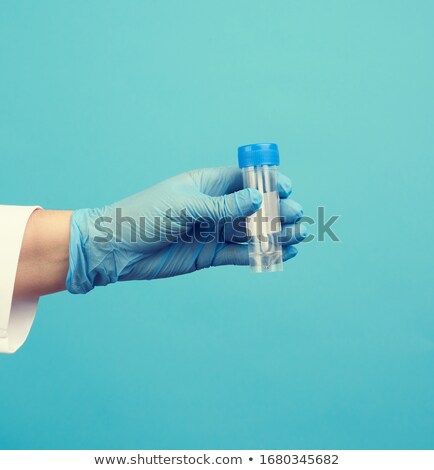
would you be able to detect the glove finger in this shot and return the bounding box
[280,223,309,245]
[277,172,293,199]
[280,198,304,224]
[223,198,303,242]
[189,167,244,196]
[191,167,293,200]
[204,188,262,221]
[212,243,249,266]
[283,245,299,262]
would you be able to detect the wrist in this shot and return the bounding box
[66,208,117,294]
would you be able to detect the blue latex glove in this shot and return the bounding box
[66,167,306,294]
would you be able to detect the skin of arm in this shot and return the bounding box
[13,209,72,300]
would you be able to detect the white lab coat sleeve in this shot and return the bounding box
[0,205,41,354]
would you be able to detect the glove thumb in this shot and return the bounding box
[207,187,262,221]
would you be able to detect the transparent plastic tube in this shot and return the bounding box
[242,164,283,273]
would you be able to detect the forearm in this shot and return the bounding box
[13,209,72,299]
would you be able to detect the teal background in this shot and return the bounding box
[1,0,433,450]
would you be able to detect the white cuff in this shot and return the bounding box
[0,205,41,354]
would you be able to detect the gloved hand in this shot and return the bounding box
[66,167,306,294]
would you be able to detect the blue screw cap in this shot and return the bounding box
[238,143,280,168]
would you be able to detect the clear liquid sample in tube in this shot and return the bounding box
[238,143,283,273]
